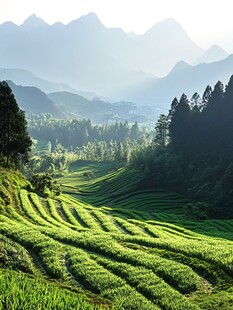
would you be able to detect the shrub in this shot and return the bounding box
[185,202,209,220]
[29,173,61,195]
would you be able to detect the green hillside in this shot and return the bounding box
[0,165,233,309]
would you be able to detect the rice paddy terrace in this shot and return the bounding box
[0,163,233,309]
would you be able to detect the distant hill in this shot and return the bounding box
[0,13,204,96]
[168,61,191,75]
[7,81,64,118]
[123,54,233,110]
[195,44,229,64]
[5,81,147,123]
[48,91,143,123]
[0,68,96,100]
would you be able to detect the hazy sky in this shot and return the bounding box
[1,0,233,50]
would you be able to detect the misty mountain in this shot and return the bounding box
[48,91,143,123]
[123,54,233,110]
[4,79,145,123]
[7,81,64,117]
[168,61,191,74]
[0,68,76,93]
[195,44,229,64]
[119,18,203,77]
[0,13,204,97]
[0,67,97,100]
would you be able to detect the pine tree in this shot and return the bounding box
[154,114,169,148]
[201,85,212,110]
[169,94,190,153]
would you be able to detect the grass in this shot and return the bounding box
[0,161,233,309]
[59,161,233,240]
[0,268,103,310]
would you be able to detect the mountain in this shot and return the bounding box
[0,68,76,93]
[168,61,191,75]
[196,44,229,64]
[21,14,49,29]
[128,19,203,76]
[0,67,96,99]
[123,55,233,110]
[4,79,146,123]
[7,81,64,117]
[0,14,204,97]
[48,91,143,123]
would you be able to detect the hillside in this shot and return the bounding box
[0,67,76,94]
[48,91,116,122]
[0,164,233,309]
[195,44,229,64]
[7,81,64,118]
[48,91,140,123]
[125,54,233,109]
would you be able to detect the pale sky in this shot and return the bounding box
[1,0,233,50]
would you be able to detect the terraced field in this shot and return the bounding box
[60,161,233,240]
[0,164,233,309]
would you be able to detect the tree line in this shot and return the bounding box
[133,76,233,218]
[28,115,142,149]
[25,135,152,177]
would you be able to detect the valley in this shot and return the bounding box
[1,3,233,309]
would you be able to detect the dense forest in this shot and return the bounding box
[28,116,143,148]
[133,76,233,218]
[26,115,152,176]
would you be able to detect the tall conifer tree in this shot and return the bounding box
[0,81,32,168]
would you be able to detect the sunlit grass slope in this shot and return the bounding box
[0,164,233,309]
[60,161,233,240]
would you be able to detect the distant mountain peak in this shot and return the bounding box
[208,44,228,53]
[196,44,229,64]
[169,61,191,75]
[146,18,184,34]
[67,12,104,29]
[84,12,100,20]
[22,14,48,28]
[158,18,180,26]
[0,21,17,29]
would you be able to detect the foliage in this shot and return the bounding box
[0,81,32,168]
[24,136,152,177]
[132,76,233,218]
[185,202,209,220]
[28,115,143,149]
[29,173,61,195]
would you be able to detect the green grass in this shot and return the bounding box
[59,161,233,240]
[0,269,102,310]
[0,162,233,309]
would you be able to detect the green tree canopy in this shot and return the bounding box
[0,81,32,168]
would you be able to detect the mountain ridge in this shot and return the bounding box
[0,13,205,96]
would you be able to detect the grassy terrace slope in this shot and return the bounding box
[60,161,233,240]
[0,165,233,309]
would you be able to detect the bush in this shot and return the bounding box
[185,202,209,220]
[83,171,94,180]
[29,173,61,195]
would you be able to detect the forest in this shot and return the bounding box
[133,76,233,218]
